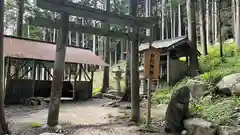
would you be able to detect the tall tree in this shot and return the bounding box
[206,0,212,45]
[187,0,198,76]
[232,0,236,40]
[199,0,207,55]
[130,0,140,123]
[236,0,240,51]
[47,12,69,127]
[178,2,181,37]
[17,0,24,36]
[101,0,111,93]
[0,0,10,133]
[161,0,166,39]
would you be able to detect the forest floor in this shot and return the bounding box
[5,98,167,135]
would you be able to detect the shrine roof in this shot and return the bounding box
[3,35,108,66]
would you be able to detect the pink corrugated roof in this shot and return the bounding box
[3,36,108,66]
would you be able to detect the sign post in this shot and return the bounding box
[143,46,160,127]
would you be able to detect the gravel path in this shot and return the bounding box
[5,99,167,135]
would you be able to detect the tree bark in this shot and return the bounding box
[232,0,236,39]
[187,0,199,76]
[17,0,24,37]
[0,0,10,133]
[130,0,140,123]
[199,0,207,55]
[47,12,69,127]
[178,3,181,37]
[214,0,218,43]
[206,0,212,45]
[218,2,223,57]
[101,0,110,93]
[211,0,215,43]
[161,0,166,40]
[236,0,240,51]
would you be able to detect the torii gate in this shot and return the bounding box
[33,0,158,126]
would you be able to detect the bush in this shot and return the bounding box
[152,88,172,104]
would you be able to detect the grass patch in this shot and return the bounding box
[189,96,240,125]
[31,122,41,128]
[152,88,172,104]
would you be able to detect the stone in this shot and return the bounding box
[164,86,190,133]
[181,130,188,135]
[217,73,240,96]
[218,126,240,135]
[40,133,63,135]
[184,118,215,135]
[186,79,209,100]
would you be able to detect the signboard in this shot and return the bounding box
[143,47,160,79]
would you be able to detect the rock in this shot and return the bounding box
[165,86,190,133]
[181,130,188,135]
[184,118,215,135]
[40,133,64,135]
[186,79,209,100]
[93,93,103,98]
[217,73,240,96]
[217,126,240,135]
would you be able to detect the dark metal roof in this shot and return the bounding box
[139,36,188,51]
[3,36,108,66]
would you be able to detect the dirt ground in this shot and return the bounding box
[5,99,167,135]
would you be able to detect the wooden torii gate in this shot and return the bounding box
[33,0,158,126]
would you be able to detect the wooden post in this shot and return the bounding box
[47,12,69,127]
[5,57,11,96]
[130,0,140,123]
[32,60,36,97]
[167,51,171,85]
[37,62,41,80]
[146,26,153,127]
[146,77,152,126]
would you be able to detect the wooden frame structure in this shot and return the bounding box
[3,36,105,104]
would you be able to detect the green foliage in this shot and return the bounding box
[188,96,240,125]
[152,89,172,104]
[31,122,41,128]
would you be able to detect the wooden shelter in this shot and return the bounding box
[139,36,201,92]
[3,35,107,104]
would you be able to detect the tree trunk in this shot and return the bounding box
[206,0,212,45]
[187,0,199,76]
[199,0,207,55]
[47,12,69,127]
[161,0,166,39]
[0,0,10,133]
[211,0,215,43]
[173,8,176,38]
[233,0,236,40]
[170,4,174,38]
[178,3,181,37]
[17,0,24,37]
[214,0,218,43]
[101,0,110,93]
[236,0,240,51]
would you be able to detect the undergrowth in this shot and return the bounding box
[153,42,240,125]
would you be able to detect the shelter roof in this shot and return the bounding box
[139,36,201,56]
[4,35,108,66]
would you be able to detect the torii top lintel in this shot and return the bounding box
[37,0,158,28]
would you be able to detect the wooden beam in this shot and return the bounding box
[28,17,150,40]
[37,0,158,28]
